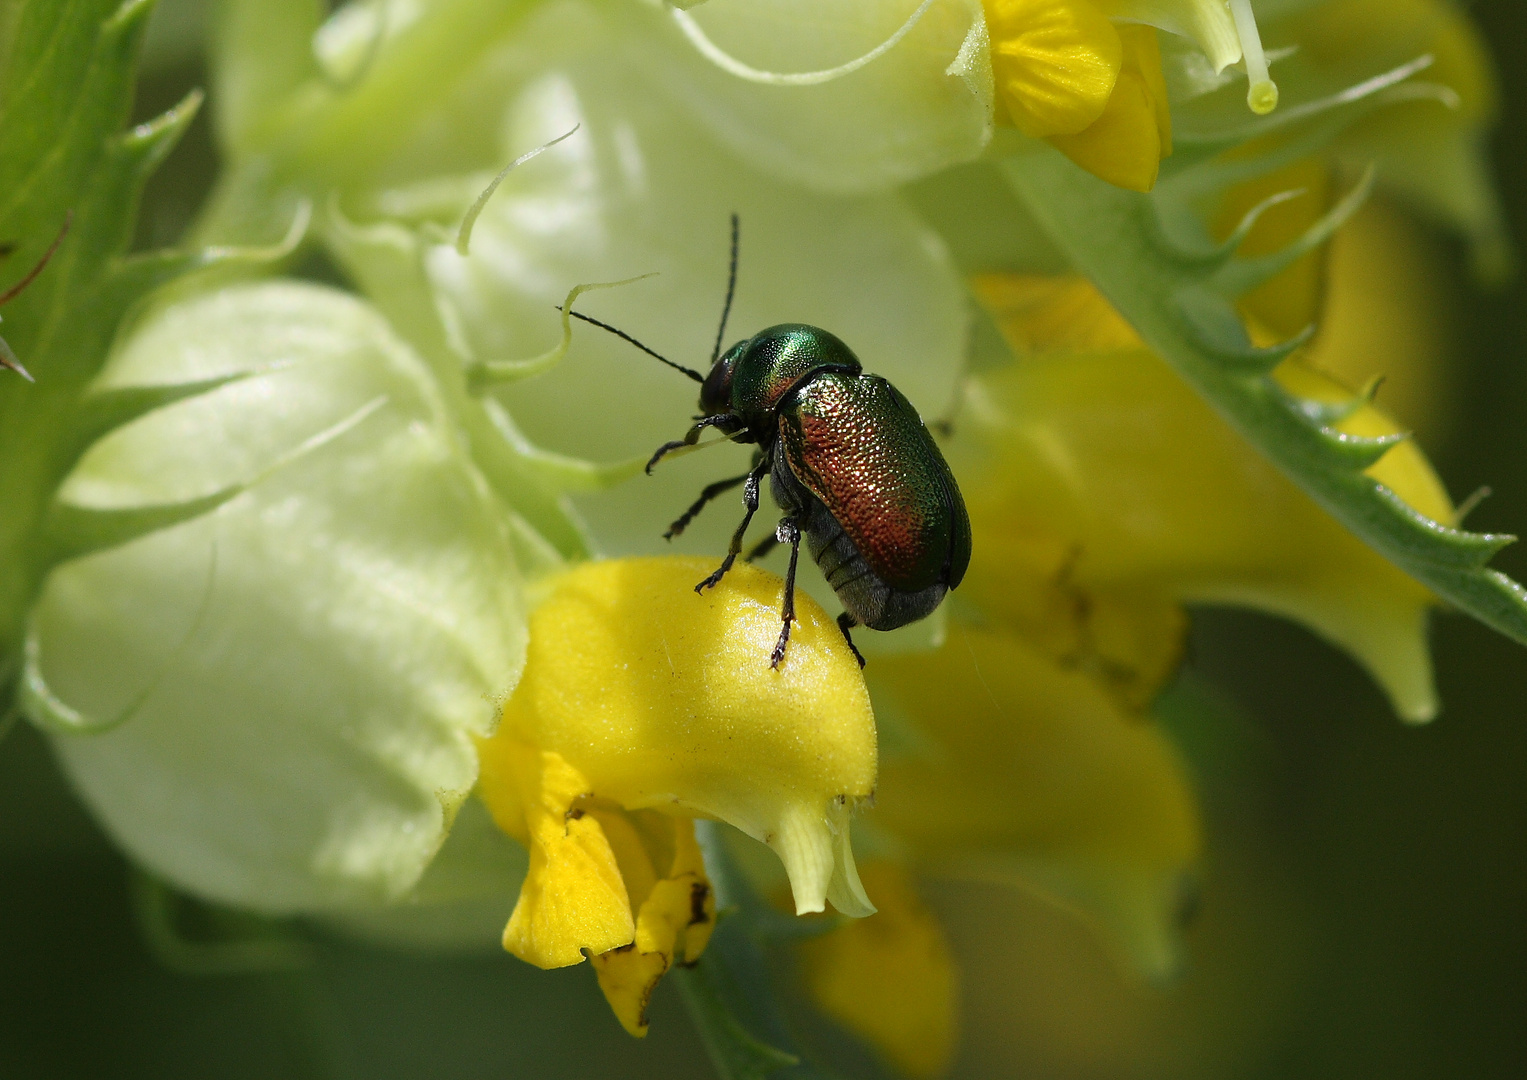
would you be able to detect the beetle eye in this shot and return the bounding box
[700,348,740,414]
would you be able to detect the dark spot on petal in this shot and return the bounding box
[566,807,585,821]
[688,882,710,926]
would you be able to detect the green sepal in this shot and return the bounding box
[1289,375,1382,426]
[64,369,273,466]
[1210,167,1376,298]
[130,870,314,976]
[1294,427,1411,473]
[1168,55,1439,166]
[463,275,658,392]
[21,591,203,736]
[1172,288,1313,374]
[0,0,236,658]
[40,486,247,570]
[1005,139,1527,648]
[674,958,804,1080]
[318,201,651,556]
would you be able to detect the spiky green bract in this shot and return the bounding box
[0,0,267,671]
[1004,63,1527,653]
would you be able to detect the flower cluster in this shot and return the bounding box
[0,0,1509,1076]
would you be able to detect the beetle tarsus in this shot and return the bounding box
[696,453,769,593]
[667,472,749,539]
[769,518,802,668]
[646,439,688,474]
[836,612,866,669]
[647,413,744,474]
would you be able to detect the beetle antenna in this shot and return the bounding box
[0,212,71,307]
[559,307,706,383]
[711,213,739,364]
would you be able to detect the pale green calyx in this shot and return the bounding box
[34,282,529,912]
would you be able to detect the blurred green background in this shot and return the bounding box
[3,2,1526,1077]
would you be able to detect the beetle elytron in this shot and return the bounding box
[568,216,970,668]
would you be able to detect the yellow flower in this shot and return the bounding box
[868,624,1202,980]
[984,0,1172,191]
[794,621,1201,1074]
[475,556,877,1034]
[984,0,1276,191]
[1046,24,1174,193]
[961,273,1454,722]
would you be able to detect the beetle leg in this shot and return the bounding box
[695,452,770,594]
[665,472,749,539]
[836,612,866,669]
[744,531,780,562]
[770,518,802,669]
[646,413,744,474]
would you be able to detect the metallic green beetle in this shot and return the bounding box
[570,217,970,668]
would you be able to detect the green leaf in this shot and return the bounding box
[1003,125,1527,651]
[0,0,248,657]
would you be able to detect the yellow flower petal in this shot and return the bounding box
[984,0,1123,138]
[476,744,635,968]
[962,275,1452,722]
[484,556,877,919]
[798,861,959,1079]
[970,274,1141,355]
[1048,25,1172,192]
[869,626,1202,979]
[590,813,716,1037]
